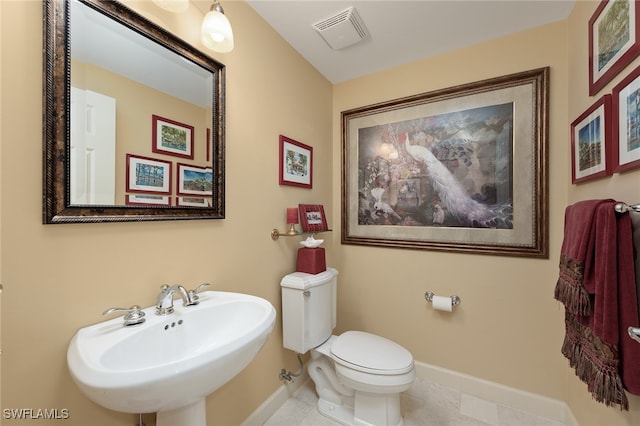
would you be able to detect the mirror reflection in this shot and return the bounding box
[44,0,225,223]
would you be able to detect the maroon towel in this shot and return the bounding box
[555,199,613,316]
[555,200,640,410]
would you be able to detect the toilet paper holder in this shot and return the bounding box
[424,291,461,306]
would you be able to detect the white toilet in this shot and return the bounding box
[281,268,415,426]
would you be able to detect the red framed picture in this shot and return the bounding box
[299,204,328,232]
[589,0,640,96]
[612,63,640,172]
[152,114,194,159]
[279,135,313,188]
[125,194,171,206]
[177,163,213,196]
[570,94,612,183]
[176,196,211,207]
[126,154,172,194]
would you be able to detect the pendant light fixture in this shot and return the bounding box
[201,1,234,53]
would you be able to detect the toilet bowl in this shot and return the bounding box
[309,332,415,426]
[280,268,416,426]
[330,331,415,393]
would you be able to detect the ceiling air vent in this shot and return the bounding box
[312,7,368,50]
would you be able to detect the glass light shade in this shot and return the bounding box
[201,8,234,53]
[152,0,189,13]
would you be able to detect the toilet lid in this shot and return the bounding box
[331,331,414,375]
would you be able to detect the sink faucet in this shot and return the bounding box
[156,284,190,315]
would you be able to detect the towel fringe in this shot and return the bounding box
[561,317,629,411]
[555,277,591,316]
[554,254,591,316]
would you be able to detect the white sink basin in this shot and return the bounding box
[67,291,276,424]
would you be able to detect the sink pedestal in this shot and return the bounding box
[156,398,206,426]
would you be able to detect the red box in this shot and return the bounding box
[296,247,326,274]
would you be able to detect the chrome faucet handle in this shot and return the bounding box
[102,305,146,326]
[186,283,211,305]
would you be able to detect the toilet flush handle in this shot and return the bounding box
[303,290,311,297]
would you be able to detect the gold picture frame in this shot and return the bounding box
[341,68,549,257]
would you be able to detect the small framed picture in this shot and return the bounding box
[279,135,313,188]
[152,114,194,159]
[589,0,640,95]
[125,194,171,206]
[571,94,612,183]
[126,154,172,194]
[177,163,213,196]
[177,196,211,207]
[612,63,640,173]
[299,204,328,232]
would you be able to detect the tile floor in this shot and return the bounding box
[263,377,565,426]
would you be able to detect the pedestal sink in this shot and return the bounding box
[67,291,276,425]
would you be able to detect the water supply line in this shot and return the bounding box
[135,413,145,426]
[279,354,304,383]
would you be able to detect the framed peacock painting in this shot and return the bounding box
[341,67,549,258]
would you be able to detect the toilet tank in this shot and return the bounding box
[280,267,338,354]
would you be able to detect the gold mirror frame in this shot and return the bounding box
[43,0,225,223]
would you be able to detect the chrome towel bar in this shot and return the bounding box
[614,202,640,213]
[628,327,640,344]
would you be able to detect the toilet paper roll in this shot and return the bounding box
[432,295,453,312]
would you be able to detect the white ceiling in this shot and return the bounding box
[244,0,575,84]
[72,0,213,108]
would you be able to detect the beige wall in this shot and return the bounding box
[332,2,640,425]
[2,0,640,425]
[333,18,570,401]
[0,0,2,406]
[1,1,331,425]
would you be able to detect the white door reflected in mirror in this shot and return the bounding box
[70,88,116,205]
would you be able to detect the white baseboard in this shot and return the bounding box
[414,361,575,425]
[243,361,576,426]
[241,372,309,426]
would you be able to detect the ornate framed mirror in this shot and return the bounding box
[43,0,225,223]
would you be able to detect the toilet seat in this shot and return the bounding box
[282,267,415,426]
[330,331,414,375]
